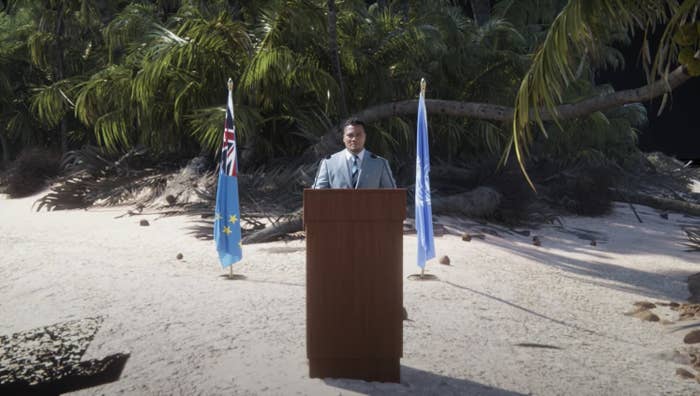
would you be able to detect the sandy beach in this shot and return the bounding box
[2,191,700,395]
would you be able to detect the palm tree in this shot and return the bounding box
[25,0,112,153]
[510,0,699,188]
[0,4,45,163]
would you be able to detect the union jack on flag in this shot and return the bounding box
[214,80,242,268]
[221,90,238,177]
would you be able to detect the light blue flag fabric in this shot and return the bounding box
[214,87,243,268]
[415,87,435,269]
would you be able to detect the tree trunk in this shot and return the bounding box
[357,64,690,123]
[306,64,693,159]
[54,2,68,153]
[611,188,700,217]
[470,0,490,26]
[0,133,9,166]
[242,214,303,244]
[327,0,347,117]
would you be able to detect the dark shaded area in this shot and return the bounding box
[0,148,61,197]
[597,32,700,163]
[325,365,526,395]
[0,354,129,396]
[0,317,129,395]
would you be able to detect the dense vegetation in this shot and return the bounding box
[0,1,698,219]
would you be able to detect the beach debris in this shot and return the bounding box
[670,302,700,320]
[676,368,695,379]
[684,330,700,344]
[631,310,660,322]
[462,233,486,241]
[683,227,700,252]
[687,273,700,302]
[438,255,450,265]
[590,240,597,246]
[625,301,660,321]
[634,301,657,310]
[176,253,183,260]
[532,236,541,246]
[165,194,177,206]
[139,219,149,226]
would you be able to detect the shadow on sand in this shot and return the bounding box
[324,365,525,395]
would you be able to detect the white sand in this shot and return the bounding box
[2,193,700,395]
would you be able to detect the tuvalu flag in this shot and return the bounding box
[214,79,242,268]
[415,78,435,269]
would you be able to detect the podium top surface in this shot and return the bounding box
[303,188,406,222]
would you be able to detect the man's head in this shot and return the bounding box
[342,118,366,155]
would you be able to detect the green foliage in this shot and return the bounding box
[538,81,646,169]
[674,22,700,76]
[511,0,676,188]
[0,0,695,195]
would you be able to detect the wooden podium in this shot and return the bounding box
[304,189,406,383]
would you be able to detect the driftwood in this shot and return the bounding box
[241,187,502,243]
[242,213,303,244]
[611,188,700,217]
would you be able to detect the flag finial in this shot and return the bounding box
[420,78,426,96]
[227,78,234,92]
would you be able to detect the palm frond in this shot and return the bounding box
[30,79,77,128]
[511,0,676,189]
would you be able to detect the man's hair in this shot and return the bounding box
[342,118,366,131]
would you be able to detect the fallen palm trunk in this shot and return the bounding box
[241,187,502,244]
[611,188,700,217]
[242,213,303,244]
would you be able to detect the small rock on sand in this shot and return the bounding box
[631,310,660,322]
[176,253,183,260]
[438,255,450,265]
[676,368,695,379]
[684,330,700,344]
[634,301,657,309]
[461,233,471,242]
[139,220,149,226]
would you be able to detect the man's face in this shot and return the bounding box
[343,124,366,154]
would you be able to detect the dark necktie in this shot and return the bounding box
[351,155,359,188]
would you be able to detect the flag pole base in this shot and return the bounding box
[220,265,246,280]
[407,272,438,281]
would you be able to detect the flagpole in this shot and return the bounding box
[408,77,436,282]
[228,77,235,280]
[420,78,426,280]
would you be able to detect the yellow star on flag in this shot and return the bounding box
[223,226,232,235]
[229,214,238,224]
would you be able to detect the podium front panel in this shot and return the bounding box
[304,189,405,382]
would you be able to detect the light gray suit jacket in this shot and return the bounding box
[312,150,396,189]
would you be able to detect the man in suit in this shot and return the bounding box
[313,118,396,189]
